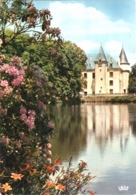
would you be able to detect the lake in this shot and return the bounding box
[48,103,136,195]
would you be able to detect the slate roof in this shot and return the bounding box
[119,48,129,64]
[86,53,120,70]
[95,45,107,62]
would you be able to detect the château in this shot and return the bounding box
[81,46,130,95]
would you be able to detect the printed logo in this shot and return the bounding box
[118,185,129,191]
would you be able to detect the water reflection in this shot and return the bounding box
[48,105,87,161]
[48,103,136,194]
[84,104,130,153]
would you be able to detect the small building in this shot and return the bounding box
[81,46,130,95]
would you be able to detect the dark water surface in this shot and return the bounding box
[48,103,136,195]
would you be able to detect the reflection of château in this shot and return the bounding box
[81,46,130,95]
[82,104,130,152]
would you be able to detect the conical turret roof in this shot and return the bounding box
[95,46,107,62]
[119,48,129,64]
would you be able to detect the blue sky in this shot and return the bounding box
[34,0,135,65]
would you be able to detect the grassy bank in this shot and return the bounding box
[81,95,136,103]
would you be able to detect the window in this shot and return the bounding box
[110,89,113,94]
[109,72,113,77]
[84,91,87,96]
[98,59,102,67]
[109,80,113,86]
[92,73,95,79]
[84,73,87,78]
[124,89,126,93]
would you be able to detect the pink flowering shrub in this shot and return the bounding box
[0,55,55,194]
[0,55,95,195]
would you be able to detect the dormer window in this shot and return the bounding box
[98,59,102,67]
[110,57,113,67]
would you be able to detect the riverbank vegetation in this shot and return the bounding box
[0,0,95,194]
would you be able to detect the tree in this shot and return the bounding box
[21,40,87,102]
[54,41,87,101]
[128,64,136,93]
[0,0,62,47]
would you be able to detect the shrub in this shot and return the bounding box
[0,54,95,194]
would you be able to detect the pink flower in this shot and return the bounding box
[0,108,7,116]
[54,27,61,35]
[20,110,35,129]
[25,119,35,129]
[0,90,5,98]
[50,48,56,55]
[12,75,23,86]
[1,136,10,145]
[47,158,52,164]
[46,143,52,148]
[20,114,27,121]
[38,101,46,110]
[7,66,19,76]
[4,86,13,95]
[15,140,21,148]
[10,56,21,64]
[18,132,24,139]
[48,122,54,129]
[36,81,42,87]
[0,80,8,87]
[0,64,9,72]
[47,150,52,155]
[20,107,27,115]
[43,154,47,158]
[28,115,35,122]
[28,110,36,116]
[19,68,25,76]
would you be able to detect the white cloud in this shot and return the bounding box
[76,40,100,53]
[49,1,131,39]
[105,41,135,65]
[105,41,122,57]
[48,1,134,65]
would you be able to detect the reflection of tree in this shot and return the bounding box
[47,104,135,162]
[128,104,136,137]
[130,120,136,137]
[47,105,87,161]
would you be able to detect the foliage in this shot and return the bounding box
[0,0,62,48]
[21,40,87,102]
[128,64,136,93]
[110,95,136,103]
[0,54,95,194]
[53,41,87,100]
[41,158,95,195]
[0,54,54,194]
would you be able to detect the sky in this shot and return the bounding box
[34,0,136,65]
